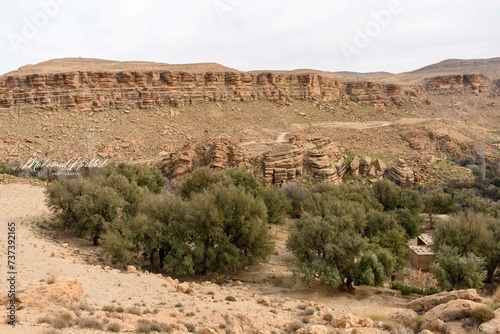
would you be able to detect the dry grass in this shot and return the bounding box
[78,300,94,312]
[102,304,116,312]
[46,273,57,285]
[136,319,170,333]
[494,286,500,303]
[42,330,61,334]
[106,321,122,332]
[366,313,388,322]
[77,316,104,330]
[285,320,305,333]
[126,306,142,315]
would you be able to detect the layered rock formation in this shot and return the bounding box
[0,69,414,111]
[159,135,418,186]
[160,135,345,185]
[425,74,493,94]
[385,159,417,186]
[1,59,495,111]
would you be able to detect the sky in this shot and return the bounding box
[0,0,499,75]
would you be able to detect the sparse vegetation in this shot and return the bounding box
[46,273,57,284]
[106,321,122,332]
[77,317,104,330]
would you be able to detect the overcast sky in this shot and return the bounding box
[1,0,499,75]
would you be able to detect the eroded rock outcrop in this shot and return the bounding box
[160,135,345,185]
[407,289,483,313]
[385,159,417,186]
[425,74,493,94]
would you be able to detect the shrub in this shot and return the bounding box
[77,317,103,330]
[282,180,305,218]
[433,211,500,283]
[45,163,163,246]
[102,304,116,312]
[50,317,69,329]
[285,320,305,333]
[106,321,122,332]
[179,167,220,199]
[46,273,57,284]
[126,306,142,315]
[259,186,291,225]
[430,246,486,291]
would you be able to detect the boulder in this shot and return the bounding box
[17,280,84,308]
[332,313,374,328]
[176,282,190,293]
[407,289,483,313]
[424,299,485,322]
[254,294,272,307]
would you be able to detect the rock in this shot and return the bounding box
[419,330,436,334]
[126,265,138,273]
[424,299,485,322]
[350,157,360,176]
[407,289,483,313]
[296,325,329,334]
[374,159,387,175]
[50,251,61,258]
[16,280,84,308]
[385,159,416,186]
[203,328,218,334]
[224,313,255,333]
[390,309,419,322]
[332,313,374,328]
[254,294,272,307]
[176,282,190,293]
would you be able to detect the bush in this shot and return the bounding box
[46,163,163,245]
[77,317,103,330]
[430,246,486,291]
[259,186,291,225]
[287,214,366,289]
[106,321,122,332]
[434,211,500,283]
[282,180,305,218]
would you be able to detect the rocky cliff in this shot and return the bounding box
[424,74,494,94]
[0,70,414,110]
[1,57,496,111]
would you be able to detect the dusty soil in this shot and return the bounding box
[0,182,412,333]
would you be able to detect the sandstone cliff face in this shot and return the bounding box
[346,82,404,107]
[160,135,346,185]
[425,74,493,94]
[0,70,415,110]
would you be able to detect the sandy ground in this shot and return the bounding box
[0,182,410,333]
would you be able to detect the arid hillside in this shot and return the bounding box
[0,58,499,184]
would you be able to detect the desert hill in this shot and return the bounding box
[411,57,500,80]
[4,58,239,76]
